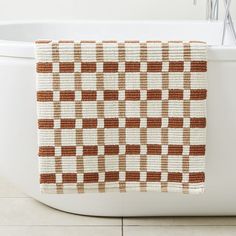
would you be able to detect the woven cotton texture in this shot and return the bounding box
[35,40,207,194]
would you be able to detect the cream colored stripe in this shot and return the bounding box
[183,42,191,193]
[118,42,126,192]
[161,42,169,192]
[140,42,147,192]
[52,42,63,194]
[96,43,105,192]
[74,42,84,193]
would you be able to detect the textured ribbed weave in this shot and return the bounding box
[35,40,207,194]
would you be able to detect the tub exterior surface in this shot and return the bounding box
[0,22,236,216]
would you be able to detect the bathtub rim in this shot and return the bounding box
[0,20,235,61]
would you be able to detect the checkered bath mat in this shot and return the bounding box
[35,40,207,194]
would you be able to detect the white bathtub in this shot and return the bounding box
[0,21,236,216]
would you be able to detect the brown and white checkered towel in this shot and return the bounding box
[35,40,207,194]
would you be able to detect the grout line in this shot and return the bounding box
[0,225,122,227]
[1,225,236,228]
[0,196,30,199]
[122,225,236,227]
[121,218,124,236]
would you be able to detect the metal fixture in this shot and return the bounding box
[206,0,219,20]
[194,0,236,44]
[222,0,236,44]
[193,0,219,20]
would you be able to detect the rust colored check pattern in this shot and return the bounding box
[36,40,207,194]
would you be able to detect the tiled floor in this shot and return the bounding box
[1,176,236,236]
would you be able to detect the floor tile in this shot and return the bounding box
[0,198,121,226]
[124,226,236,236]
[123,216,236,226]
[0,226,121,236]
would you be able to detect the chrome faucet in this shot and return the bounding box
[206,0,219,20]
[194,0,236,44]
[193,0,219,20]
[221,0,236,44]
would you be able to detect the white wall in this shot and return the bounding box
[0,0,235,21]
